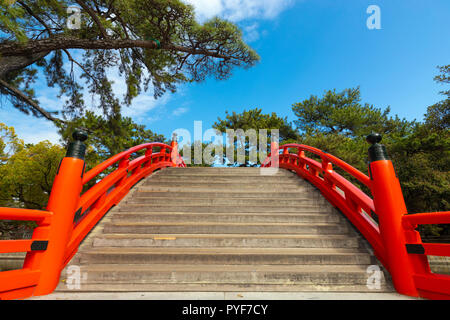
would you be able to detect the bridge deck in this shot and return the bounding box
[49,167,396,295]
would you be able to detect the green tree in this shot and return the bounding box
[425,65,449,131]
[213,108,299,166]
[0,122,24,164]
[387,66,450,237]
[390,125,449,214]
[291,87,414,175]
[0,140,65,209]
[291,81,449,238]
[292,87,413,138]
[57,111,166,170]
[0,0,259,123]
[0,124,65,239]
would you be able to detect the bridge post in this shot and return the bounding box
[367,133,418,297]
[33,129,88,296]
[270,139,279,168]
[171,133,179,166]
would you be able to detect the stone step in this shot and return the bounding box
[60,264,386,285]
[141,179,308,187]
[158,169,301,179]
[134,191,319,199]
[125,197,325,206]
[137,184,314,192]
[118,205,332,213]
[109,212,341,224]
[92,234,360,248]
[161,167,293,174]
[103,222,349,235]
[146,175,300,183]
[78,247,371,265]
[152,171,297,178]
[55,282,393,293]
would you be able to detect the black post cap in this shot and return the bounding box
[366,133,382,145]
[73,129,88,142]
[66,129,88,160]
[367,133,389,162]
[172,133,178,142]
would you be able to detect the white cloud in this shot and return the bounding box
[184,0,295,22]
[78,67,170,119]
[122,93,169,118]
[243,23,260,42]
[172,107,189,117]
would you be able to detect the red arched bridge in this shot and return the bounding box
[0,130,449,300]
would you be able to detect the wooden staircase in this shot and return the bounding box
[56,167,393,293]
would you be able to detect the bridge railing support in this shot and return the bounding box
[31,130,88,296]
[261,134,450,299]
[0,128,185,300]
[171,133,180,166]
[366,133,419,297]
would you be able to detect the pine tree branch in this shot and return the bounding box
[0,79,65,124]
[0,37,245,62]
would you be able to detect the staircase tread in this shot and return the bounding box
[105,222,344,227]
[121,204,328,208]
[110,212,335,217]
[55,283,393,292]
[156,175,296,177]
[135,191,314,195]
[116,210,331,214]
[129,197,315,200]
[73,264,375,273]
[58,167,388,293]
[82,247,368,254]
[93,233,355,239]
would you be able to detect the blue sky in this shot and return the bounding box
[1,0,449,145]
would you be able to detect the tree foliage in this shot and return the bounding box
[213,108,299,166]
[389,66,450,235]
[0,132,65,209]
[57,111,166,170]
[292,87,413,138]
[0,0,259,123]
[0,122,24,164]
[425,65,450,131]
[291,68,449,237]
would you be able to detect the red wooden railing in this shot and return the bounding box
[261,135,450,300]
[0,130,185,300]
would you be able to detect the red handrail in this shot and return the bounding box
[0,208,53,221]
[0,131,185,300]
[402,211,450,299]
[262,140,450,300]
[0,208,52,300]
